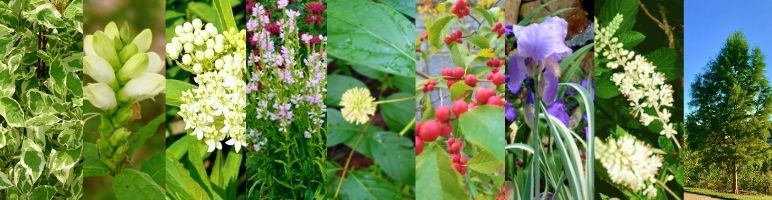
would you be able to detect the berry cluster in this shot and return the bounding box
[495,186,507,200]
[486,57,505,71]
[451,0,469,19]
[492,22,506,38]
[421,79,437,92]
[447,138,467,175]
[440,66,466,88]
[444,29,463,45]
[304,2,325,26]
[475,88,505,106]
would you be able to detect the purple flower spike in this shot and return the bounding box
[505,103,517,121]
[507,55,527,94]
[546,100,570,127]
[512,16,572,63]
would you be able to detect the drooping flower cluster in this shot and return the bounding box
[247,2,327,141]
[167,19,248,153]
[84,22,165,111]
[595,14,676,139]
[595,135,663,198]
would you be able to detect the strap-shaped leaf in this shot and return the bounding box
[212,0,236,31]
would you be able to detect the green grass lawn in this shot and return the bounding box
[686,187,772,200]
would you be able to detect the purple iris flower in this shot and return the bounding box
[511,16,572,63]
[505,24,514,37]
[507,55,527,94]
[505,103,517,121]
[546,100,570,126]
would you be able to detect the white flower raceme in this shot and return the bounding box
[595,135,662,198]
[168,19,247,153]
[84,83,117,111]
[340,87,376,125]
[596,14,677,139]
[83,21,165,111]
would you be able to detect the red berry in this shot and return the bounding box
[451,0,469,19]
[452,67,465,79]
[447,137,456,146]
[464,74,477,87]
[487,96,504,106]
[475,88,496,104]
[486,57,504,68]
[440,123,452,137]
[435,105,450,122]
[441,68,453,79]
[452,100,468,117]
[450,142,462,153]
[468,101,477,109]
[416,136,424,155]
[452,154,460,163]
[491,72,505,86]
[422,79,436,92]
[459,156,468,164]
[453,162,463,171]
[447,79,457,88]
[416,121,424,135]
[419,120,441,142]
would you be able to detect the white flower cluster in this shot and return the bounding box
[167,19,248,153]
[595,14,677,139]
[595,135,663,198]
[166,18,247,74]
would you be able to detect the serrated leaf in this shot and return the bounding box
[328,0,416,77]
[113,169,164,200]
[644,48,677,81]
[617,31,645,48]
[459,106,505,162]
[371,131,415,184]
[595,73,620,99]
[599,0,638,32]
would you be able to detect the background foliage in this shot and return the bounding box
[325,0,416,199]
[0,0,83,199]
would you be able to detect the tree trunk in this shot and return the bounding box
[733,163,739,194]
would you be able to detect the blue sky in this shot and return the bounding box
[684,0,772,114]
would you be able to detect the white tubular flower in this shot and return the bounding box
[117,73,165,103]
[84,35,96,56]
[84,83,117,111]
[84,55,117,88]
[117,53,148,83]
[596,14,677,139]
[595,135,662,198]
[131,29,153,52]
[146,52,164,74]
[104,21,119,39]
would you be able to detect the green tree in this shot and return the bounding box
[687,31,772,194]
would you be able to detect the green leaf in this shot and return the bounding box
[599,0,638,32]
[30,185,57,200]
[467,150,503,177]
[450,44,468,67]
[141,153,166,185]
[83,142,111,176]
[371,131,415,184]
[595,73,620,99]
[220,149,242,199]
[617,31,645,48]
[24,113,60,126]
[472,7,496,25]
[379,92,414,131]
[187,2,218,26]
[166,79,196,107]
[328,0,416,77]
[113,169,164,200]
[0,171,12,190]
[327,109,358,147]
[129,114,164,153]
[428,15,453,50]
[187,140,216,197]
[20,139,46,184]
[165,156,208,200]
[468,35,490,49]
[459,105,505,162]
[340,171,402,200]
[213,0,237,31]
[449,81,473,101]
[325,75,366,106]
[0,97,25,127]
[379,0,416,18]
[416,144,467,199]
[644,48,678,81]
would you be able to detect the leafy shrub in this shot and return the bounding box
[0,0,83,199]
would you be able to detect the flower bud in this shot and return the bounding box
[192,18,203,30]
[119,43,138,63]
[92,31,121,69]
[166,44,179,60]
[132,29,153,52]
[96,138,113,158]
[109,128,131,147]
[84,83,117,111]
[104,21,119,40]
[117,53,148,83]
[146,52,163,74]
[84,55,117,88]
[112,143,129,163]
[98,115,114,139]
[113,35,124,51]
[84,35,96,56]
[117,73,165,103]
[182,54,192,65]
[112,103,139,127]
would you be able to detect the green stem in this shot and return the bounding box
[334,123,370,198]
[375,96,415,105]
[398,117,415,137]
[657,180,682,200]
